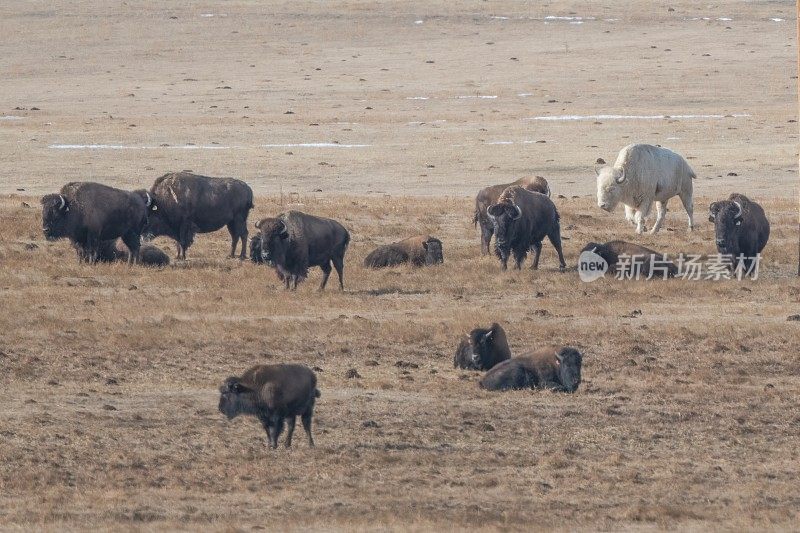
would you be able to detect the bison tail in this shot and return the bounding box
[314,389,321,398]
[472,210,479,227]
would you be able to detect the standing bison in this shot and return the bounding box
[479,347,583,393]
[219,364,320,449]
[255,210,350,290]
[708,193,769,275]
[474,176,551,254]
[363,235,443,268]
[144,171,254,260]
[453,322,511,370]
[596,144,695,235]
[487,186,566,271]
[41,182,148,264]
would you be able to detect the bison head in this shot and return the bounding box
[40,194,71,240]
[422,237,444,265]
[255,217,290,266]
[218,377,257,420]
[711,200,744,256]
[487,201,522,265]
[596,166,626,211]
[555,347,582,393]
[141,198,173,241]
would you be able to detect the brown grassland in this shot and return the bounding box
[1,193,798,531]
[1,0,800,530]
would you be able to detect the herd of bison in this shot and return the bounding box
[39,143,771,448]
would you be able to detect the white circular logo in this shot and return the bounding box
[579,249,608,282]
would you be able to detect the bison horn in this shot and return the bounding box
[733,201,743,219]
[145,192,153,207]
[254,219,263,229]
[614,168,626,184]
[58,195,66,210]
[278,220,289,237]
[545,182,551,197]
[511,204,522,220]
[594,165,601,176]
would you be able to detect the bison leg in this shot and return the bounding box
[85,233,100,264]
[271,416,285,449]
[679,189,694,232]
[548,225,567,272]
[121,231,141,265]
[177,222,194,260]
[480,222,493,255]
[624,204,637,226]
[499,254,509,271]
[530,241,542,270]
[227,219,248,259]
[284,416,296,448]
[512,246,527,270]
[650,201,668,235]
[259,414,284,449]
[301,410,315,447]
[319,261,332,290]
[634,202,651,235]
[332,255,345,291]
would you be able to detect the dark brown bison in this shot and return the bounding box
[479,347,583,393]
[708,193,770,275]
[363,235,443,268]
[453,322,511,370]
[219,364,320,449]
[144,171,254,260]
[94,240,170,267]
[487,186,566,271]
[580,240,678,279]
[255,210,350,290]
[41,182,148,264]
[474,176,551,255]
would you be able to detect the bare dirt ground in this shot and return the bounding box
[1,1,799,531]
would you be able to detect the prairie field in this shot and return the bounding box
[1,0,800,531]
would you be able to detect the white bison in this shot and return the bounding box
[596,144,695,234]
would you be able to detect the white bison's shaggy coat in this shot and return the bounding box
[596,144,695,235]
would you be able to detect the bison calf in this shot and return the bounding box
[94,240,170,267]
[580,240,677,279]
[479,347,582,392]
[364,235,443,268]
[218,364,320,449]
[453,322,511,370]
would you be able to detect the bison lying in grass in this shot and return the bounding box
[219,364,320,449]
[580,240,677,279]
[363,235,443,268]
[453,322,511,370]
[479,347,583,392]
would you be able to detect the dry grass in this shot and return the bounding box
[1,194,798,531]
